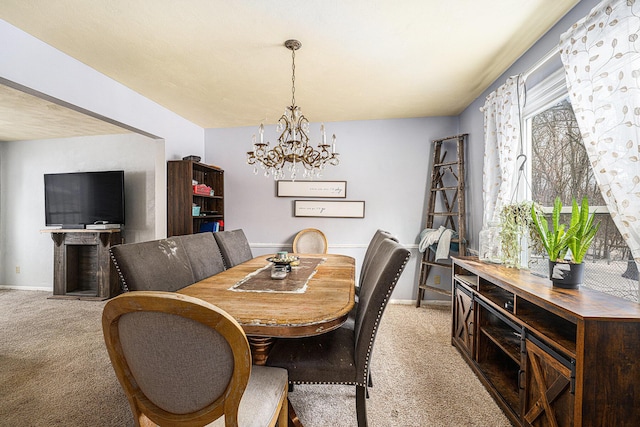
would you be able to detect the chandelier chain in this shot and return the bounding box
[291,48,296,107]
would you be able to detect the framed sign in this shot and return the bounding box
[294,200,365,218]
[277,180,347,198]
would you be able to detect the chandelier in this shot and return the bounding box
[247,39,339,180]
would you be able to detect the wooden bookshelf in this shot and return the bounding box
[167,160,224,236]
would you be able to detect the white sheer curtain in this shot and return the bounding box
[560,0,640,264]
[481,75,525,226]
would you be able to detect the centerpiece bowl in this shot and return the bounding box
[267,255,300,271]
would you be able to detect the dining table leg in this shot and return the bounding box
[247,336,274,365]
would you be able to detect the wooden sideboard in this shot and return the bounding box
[451,256,640,427]
[43,229,122,300]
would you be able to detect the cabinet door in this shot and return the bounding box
[452,283,474,356]
[523,338,574,427]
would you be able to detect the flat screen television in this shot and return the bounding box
[44,170,125,228]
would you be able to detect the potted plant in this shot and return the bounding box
[499,201,537,269]
[530,196,600,288]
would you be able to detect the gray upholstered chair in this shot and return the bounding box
[177,233,226,282]
[214,229,254,268]
[110,233,226,292]
[359,229,398,287]
[110,237,196,292]
[266,238,411,427]
[347,230,400,391]
[345,229,399,329]
[102,291,288,427]
[292,228,328,254]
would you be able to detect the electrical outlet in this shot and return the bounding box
[15,266,20,274]
[434,275,440,285]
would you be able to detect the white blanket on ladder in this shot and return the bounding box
[418,226,454,261]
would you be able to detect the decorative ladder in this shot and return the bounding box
[416,134,467,307]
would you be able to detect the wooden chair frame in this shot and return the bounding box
[102,291,287,427]
[292,228,328,254]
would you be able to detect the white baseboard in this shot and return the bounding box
[0,285,51,292]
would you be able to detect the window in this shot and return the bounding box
[523,69,638,302]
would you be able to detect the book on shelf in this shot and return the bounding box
[199,220,222,233]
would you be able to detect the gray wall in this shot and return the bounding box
[205,117,459,302]
[0,134,156,289]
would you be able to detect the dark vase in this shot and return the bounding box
[548,260,584,289]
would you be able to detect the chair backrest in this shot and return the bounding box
[214,229,253,268]
[177,232,226,282]
[102,291,251,427]
[292,228,328,254]
[354,238,410,381]
[359,229,398,286]
[110,237,195,292]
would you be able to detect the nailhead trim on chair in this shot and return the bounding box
[361,253,410,387]
[290,381,358,386]
[109,251,130,293]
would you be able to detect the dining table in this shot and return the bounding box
[178,253,356,364]
[179,252,356,427]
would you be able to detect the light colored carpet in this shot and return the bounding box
[0,289,511,426]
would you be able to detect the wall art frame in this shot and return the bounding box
[277,180,347,198]
[294,200,365,218]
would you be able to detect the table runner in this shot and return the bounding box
[230,257,325,293]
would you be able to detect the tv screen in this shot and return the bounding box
[44,170,125,228]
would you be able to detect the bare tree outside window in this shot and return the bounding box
[531,99,603,206]
[529,99,638,302]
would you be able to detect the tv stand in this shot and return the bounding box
[451,256,640,426]
[42,229,122,300]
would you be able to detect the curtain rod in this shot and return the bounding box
[523,46,560,81]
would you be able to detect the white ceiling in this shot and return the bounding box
[0,84,133,142]
[0,0,579,141]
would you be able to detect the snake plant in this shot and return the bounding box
[530,196,600,263]
[567,197,600,263]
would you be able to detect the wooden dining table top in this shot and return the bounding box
[178,253,356,338]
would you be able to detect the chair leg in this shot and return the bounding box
[368,373,373,388]
[278,385,289,427]
[288,402,303,427]
[356,385,368,427]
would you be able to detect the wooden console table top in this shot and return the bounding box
[453,256,640,321]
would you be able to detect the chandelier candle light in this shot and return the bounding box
[247,39,339,180]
